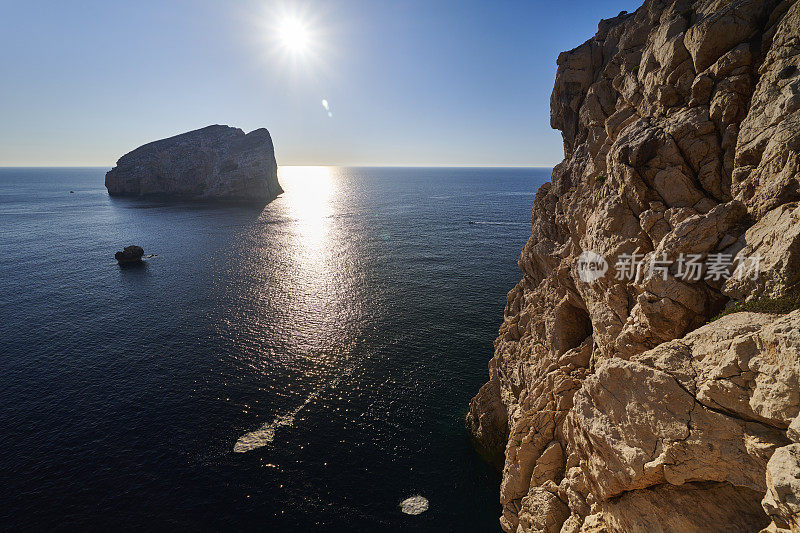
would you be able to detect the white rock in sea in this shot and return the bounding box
[233,371,351,453]
[399,495,429,515]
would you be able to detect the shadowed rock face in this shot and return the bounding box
[467,0,800,531]
[105,125,282,203]
[114,245,144,265]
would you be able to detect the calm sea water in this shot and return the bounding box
[0,166,549,531]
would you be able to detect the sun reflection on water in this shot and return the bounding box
[279,166,334,251]
[219,166,383,454]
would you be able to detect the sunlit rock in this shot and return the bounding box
[399,495,429,515]
[467,0,800,530]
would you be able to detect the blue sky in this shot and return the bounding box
[0,0,642,166]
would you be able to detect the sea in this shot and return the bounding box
[0,166,550,531]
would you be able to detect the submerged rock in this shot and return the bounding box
[115,245,144,265]
[105,125,282,204]
[399,495,429,515]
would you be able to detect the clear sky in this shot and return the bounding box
[0,0,642,167]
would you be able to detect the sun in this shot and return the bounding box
[278,18,310,53]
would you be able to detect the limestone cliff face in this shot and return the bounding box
[467,1,800,531]
[105,125,282,203]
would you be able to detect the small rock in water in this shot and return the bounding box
[115,245,145,265]
[399,495,428,515]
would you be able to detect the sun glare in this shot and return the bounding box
[278,18,310,53]
[279,166,334,248]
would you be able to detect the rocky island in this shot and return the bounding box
[105,125,282,204]
[467,0,800,531]
[114,245,144,265]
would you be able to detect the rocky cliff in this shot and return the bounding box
[105,125,282,203]
[467,1,800,531]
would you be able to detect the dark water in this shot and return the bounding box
[0,166,549,531]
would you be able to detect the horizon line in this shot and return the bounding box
[0,163,557,169]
